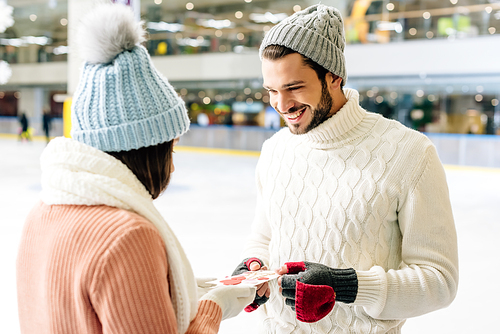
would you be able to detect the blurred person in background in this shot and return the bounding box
[233,4,458,333]
[42,107,52,143]
[16,4,254,334]
[18,112,31,142]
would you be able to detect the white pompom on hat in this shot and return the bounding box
[71,3,190,152]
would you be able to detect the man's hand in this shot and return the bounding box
[232,257,270,312]
[277,261,358,323]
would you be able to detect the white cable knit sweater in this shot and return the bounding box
[243,89,458,334]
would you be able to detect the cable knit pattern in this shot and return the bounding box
[243,89,458,333]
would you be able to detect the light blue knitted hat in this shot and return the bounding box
[259,4,347,84]
[71,4,190,152]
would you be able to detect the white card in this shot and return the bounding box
[208,270,280,286]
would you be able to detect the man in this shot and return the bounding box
[42,107,52,143]
[234,4,458,333]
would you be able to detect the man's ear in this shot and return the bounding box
[326,73,342,92]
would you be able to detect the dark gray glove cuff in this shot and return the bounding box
[329,268,358,303]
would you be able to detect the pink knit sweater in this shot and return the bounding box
[17,202,221,334]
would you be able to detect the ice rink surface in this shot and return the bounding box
[1,136,499,333]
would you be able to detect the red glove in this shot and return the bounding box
[280,261,358,323]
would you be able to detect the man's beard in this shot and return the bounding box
[288,79,334,135]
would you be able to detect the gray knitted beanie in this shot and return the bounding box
[71,4,190,152]
[259,4,347,84]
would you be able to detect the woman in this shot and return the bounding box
[16,4,255,334]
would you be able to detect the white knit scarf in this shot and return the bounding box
[40,137,198,334]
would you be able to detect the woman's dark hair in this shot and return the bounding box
[261,45,343,87]
[106,140,174,200]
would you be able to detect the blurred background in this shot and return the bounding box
[0,0,499,167]
[1,1,500,333]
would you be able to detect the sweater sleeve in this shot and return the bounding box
[90,221,222,334]
[353,145,459,319]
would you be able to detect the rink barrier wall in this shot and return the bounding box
[1,121,499,168]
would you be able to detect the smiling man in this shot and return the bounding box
[262,50,346,135]
[234,4,459,334]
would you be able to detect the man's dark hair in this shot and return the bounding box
[262,45,343,88]
[106,140,174,199]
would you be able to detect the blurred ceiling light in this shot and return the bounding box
[422,12,431,19]
[233,45,244,53]
[219,45,227,52]
[186,2,194,10]
[409,28,417,35]
[476,85,484,93]
[485,6,493,14]
[215,30,223,37]
[475,94,483,102]
[366,90,374,98]
[198,19,232,29]
[0,2,14,33]
[177,37,210,47]
[26,36,50,45]
[53,45,68,55]
[244,88,251,95]
[147,21,184,32]
[466,109,478,116]
[154,0,162,4]
[30,14,37,22]
[293,5,302,12]
[450,0,458,5]
[235,11,243,19]
[237,33,245,40]
[488,27,496,34]
[180,88,188,95]
[196,36,205,43]
[416,90,424,97]
[390,92,398,99]
[245,0,252,3]
[255,92,262,99]
[0,36,52,47]
[60,18,68,26]
[0,60,12,85]
[386,3,395,11]
[198,91,206,98]
[428,95,436,102]
[246,98,254,104]
[411,109,424,120]
[426,31,434,39]
[203,97,211,104]
[377,21,402,33]
[492,99,499,107]
[375,96,384,103]
[250,12,288,24]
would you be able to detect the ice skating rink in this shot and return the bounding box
[1,135,499,333]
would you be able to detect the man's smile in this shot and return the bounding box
[284,106,306,122]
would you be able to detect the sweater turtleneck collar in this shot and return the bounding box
[302,88,375,148]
